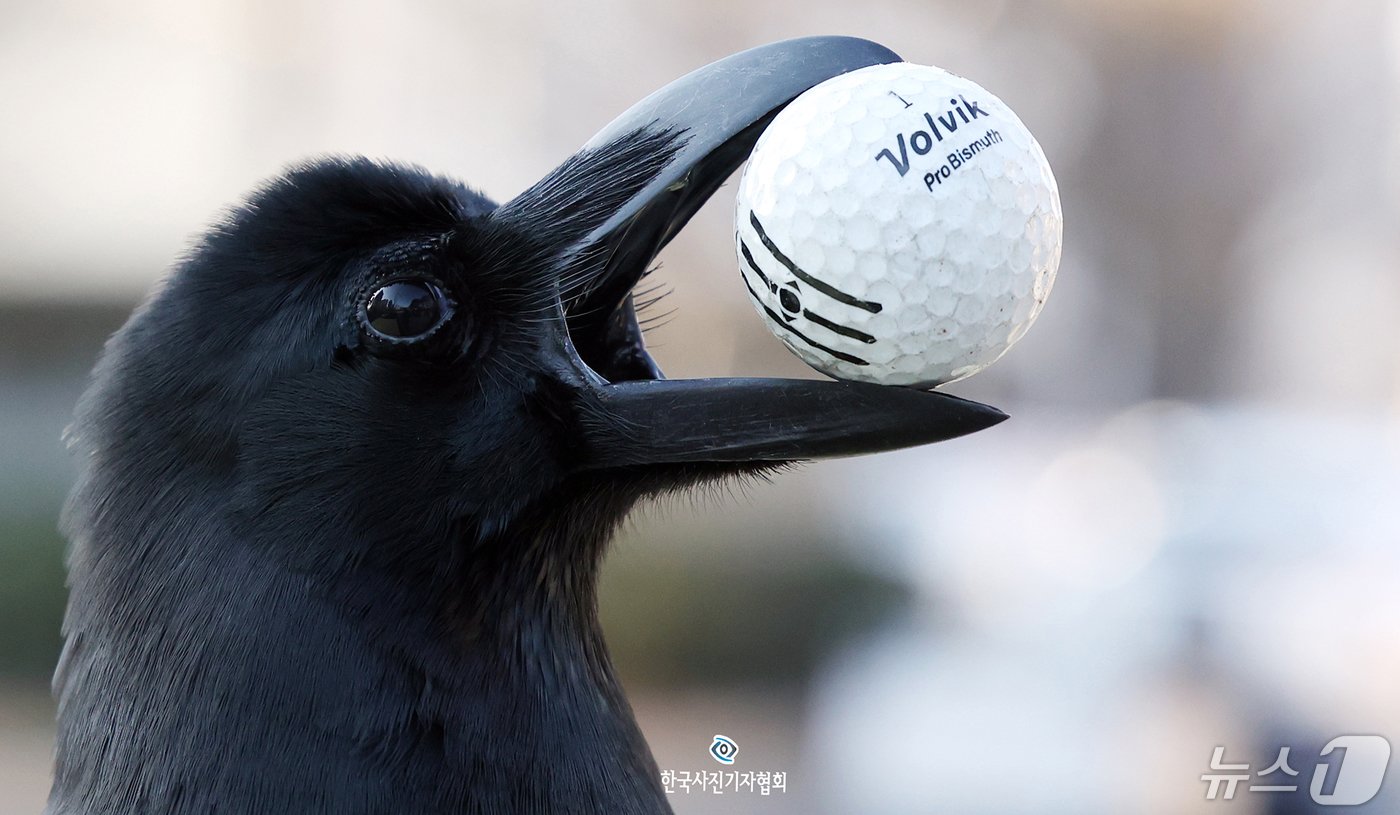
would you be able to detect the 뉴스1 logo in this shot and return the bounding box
[1202,735,1391,805]
[709,735,738,765]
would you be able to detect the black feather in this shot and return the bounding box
[51,145,696,815]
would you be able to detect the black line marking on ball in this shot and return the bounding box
[739,238,778,292]
[749,212,884,314]
[740,273,869,366]
[802,308,876,344]
[740,272,792,323]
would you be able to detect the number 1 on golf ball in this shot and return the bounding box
[736,62,1062,387]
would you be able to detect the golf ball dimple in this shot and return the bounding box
[735,62,1062,388]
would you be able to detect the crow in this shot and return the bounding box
[48,38,1005,814]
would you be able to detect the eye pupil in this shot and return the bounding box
[364,281,447,340]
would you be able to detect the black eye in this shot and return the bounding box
[362,280,451,341]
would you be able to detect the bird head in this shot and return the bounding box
[70,37,1003,588]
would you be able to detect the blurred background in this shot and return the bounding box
[2,1,1399,812]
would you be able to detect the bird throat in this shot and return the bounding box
[50,489,673,814]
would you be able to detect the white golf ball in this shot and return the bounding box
[735,62,1062,387]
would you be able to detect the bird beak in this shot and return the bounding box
[574,378,1005,466]
[499,37,1008,468]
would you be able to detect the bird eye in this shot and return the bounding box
[362,279,451,341]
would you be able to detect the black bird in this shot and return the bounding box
[49,38,1005,814]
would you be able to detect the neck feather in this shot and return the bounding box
[50,490,671,815]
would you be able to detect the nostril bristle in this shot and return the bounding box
[632,287,673,316]
[637,308,677,334]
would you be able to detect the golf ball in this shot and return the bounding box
[735,62,1062,387]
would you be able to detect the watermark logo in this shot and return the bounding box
[710,734,738,765]
[1203,736,1391,805]
[660,734,788,795]
[661,770,786,796]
